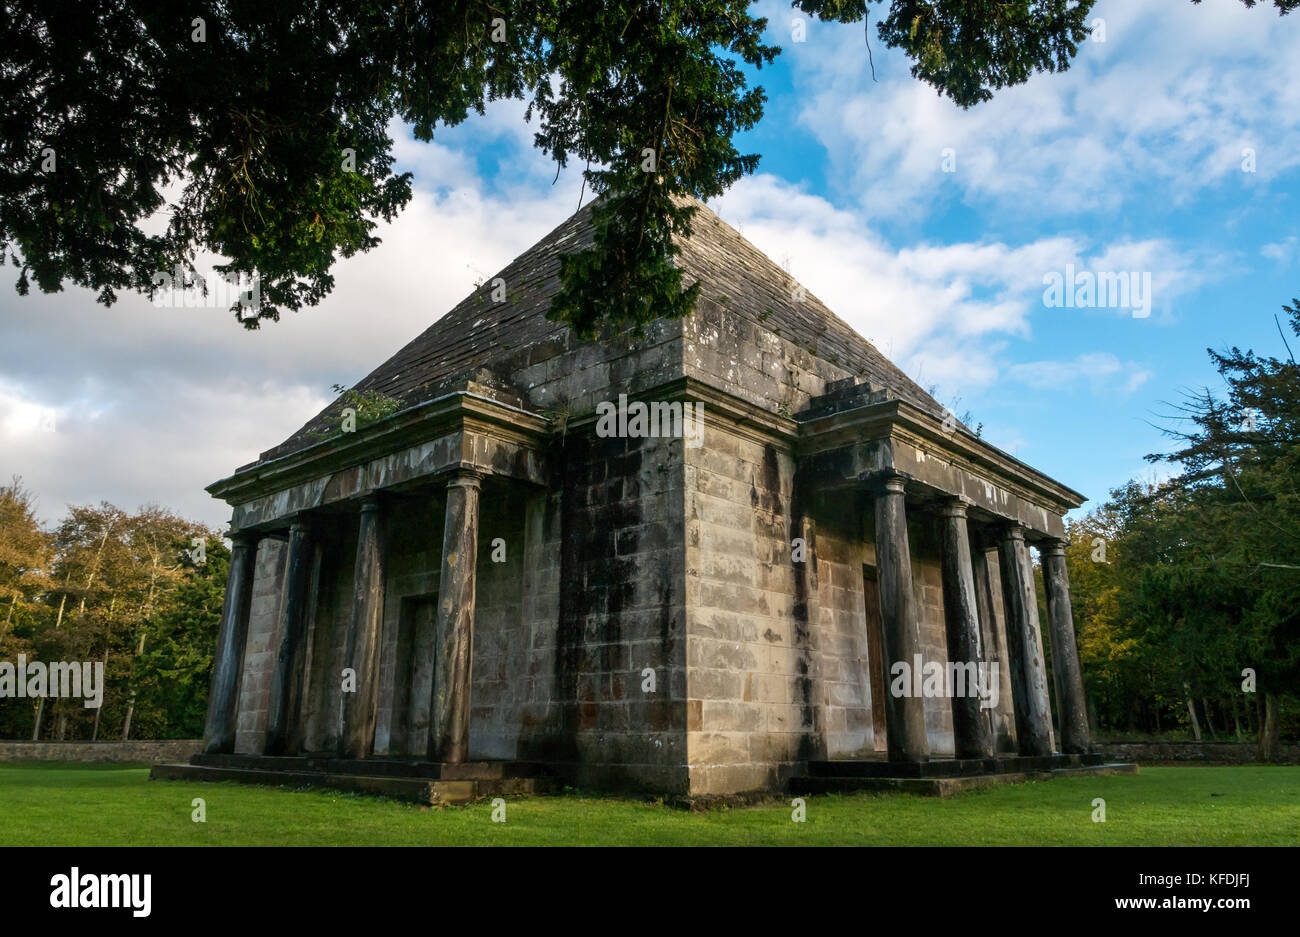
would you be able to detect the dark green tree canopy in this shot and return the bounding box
[1,0,1292,336]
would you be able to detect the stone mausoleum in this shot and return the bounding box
[156,199,1129,803]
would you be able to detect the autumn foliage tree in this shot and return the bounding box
[0,491,221,740]
[1066,297,1300,756]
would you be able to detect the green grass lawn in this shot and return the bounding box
[1,763,1296,846]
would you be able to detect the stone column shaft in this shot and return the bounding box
[998,526,1053,756]
[1042,540,1091,754]
[873,475,929,763]
[940,501,995,759]
[970,542,1017,754]
[264,519,314,755]
[339,498,386,759]
[202,533,258,754]
[429,470,482,763]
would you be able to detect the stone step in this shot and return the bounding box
[150,762,555,805]
[791,762,1138,798]
[190,752,553,781]
[804,753,1104,779]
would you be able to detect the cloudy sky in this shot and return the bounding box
[2,0,1298,531]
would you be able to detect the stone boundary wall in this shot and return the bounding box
[1096,741,1300,764]
[0,740,203,763]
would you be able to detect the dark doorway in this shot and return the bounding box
[862,566,889,752]
[390,593,437,756]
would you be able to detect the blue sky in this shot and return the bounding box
[1,0,1297,528]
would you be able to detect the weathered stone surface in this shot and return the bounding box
[339,499,386,758]
[203,534,257,754]
[0,740,203,763]
[939,500,994,759]
[202,198,1090,797]
[429,471,482,763]
[971,544,1018,754]
[264,520,313,754]
[1042,540,1091,754]
[998,526,1054,757]
[233,538,288,755]
[873,475,929,763]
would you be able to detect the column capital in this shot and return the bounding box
[863,469,909,496]
[359,494,382,514]
[1040,537,1068,558]
[940,496,973,519]
[446,468,484,489]
[288,515,314,535]
[226,528,259,547]
[1000,522,1027,543]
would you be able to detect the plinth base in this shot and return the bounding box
[790,753,1138,798]
[149,752,557,805]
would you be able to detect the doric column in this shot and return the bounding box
[1041,538,1091,754]
[872,473,929,763]
[429,470,482,763]
[338,497,386,759]
[202,531,258,754]
[997,525,1053,756]
[264,518,314,755]
[940,499,995,759]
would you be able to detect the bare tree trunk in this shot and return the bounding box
[1185,683,1202,742]
[57,712,67,740]
[91,647,110,742]
[1229,694,1245,741]
[1260,693,1280,763]
[122,630,147,741]
[92,597,116,741]
[31,697,44,740]
[76,521,116,616]
[1202,697,1218,739]
[91,664,105,741]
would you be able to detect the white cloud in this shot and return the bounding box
[1261,236,1297,264]
[1006,352,1153,395]
[709,174,1193,400]
[770,0,1300,221]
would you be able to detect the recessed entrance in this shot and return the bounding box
[862,566,889,753]
[390,593,437,756]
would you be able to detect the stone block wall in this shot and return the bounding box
[803,490,876,760]
[684,427,808,794]
[908,517,956,754]
[516,428,688,793]
[681,305,855,420]
[682,419,995,794]
[464,485,529,759]
[1095,741,1300,764]
[682,423,1028,793]
[0,740,203,763]
[505,320,686,426]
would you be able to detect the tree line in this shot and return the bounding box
[1063,297,1300,758]
[0,486,225,741]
